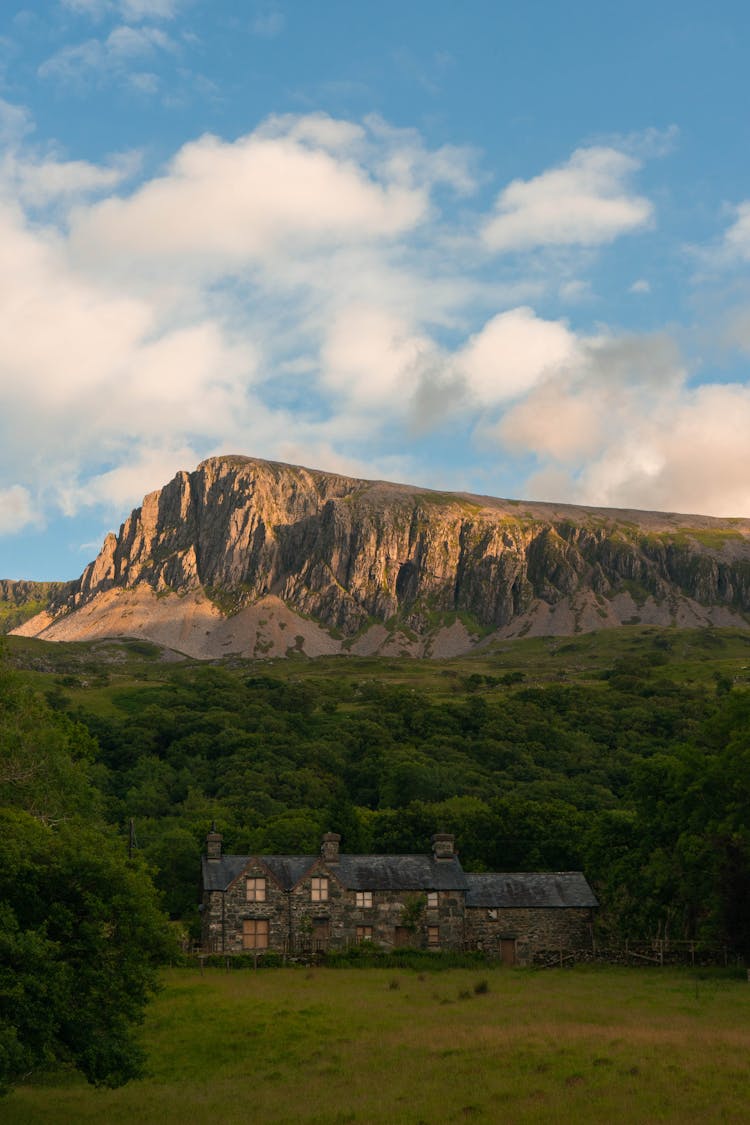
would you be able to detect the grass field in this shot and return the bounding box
[5,966,750,1124]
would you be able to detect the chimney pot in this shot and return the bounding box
[431,833,455,861]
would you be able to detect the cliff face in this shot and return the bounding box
[0,579,73,635]
[10,455,750,656]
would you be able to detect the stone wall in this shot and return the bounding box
[466,907,595,964]
[203,858,468,952]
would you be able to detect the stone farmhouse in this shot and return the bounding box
[200,829,598,965]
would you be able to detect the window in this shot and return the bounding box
[243,919,269,950]
[427,926,440,948]
[356,926,373,942]
[356,891,373,908]
[311,876,328,902]
[246,877,266,902]
[426,892,438,909]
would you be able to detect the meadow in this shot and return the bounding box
[5,965,750,1124]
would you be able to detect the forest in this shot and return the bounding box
[2,625,750,1090]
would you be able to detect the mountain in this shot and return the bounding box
[7,455,750,658]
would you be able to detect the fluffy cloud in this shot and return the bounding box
[321,305,439,409]
[67,123,448,279]
[458,308,578,404]
[483,146,652,253]
[494,333,750,516]
[1,104,749,549]
[0,486,38,535]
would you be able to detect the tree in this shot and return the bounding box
[0,656,174,1093]
[0,809,173,1091]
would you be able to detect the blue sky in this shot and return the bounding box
[2,1,750,580]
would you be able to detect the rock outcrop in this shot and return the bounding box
[0,579,73,634]
[9,455,750,657]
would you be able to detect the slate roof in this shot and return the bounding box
[202,855,314,892]
[202,853,467,892]
[333,855,467,891]
[465,872,598,910]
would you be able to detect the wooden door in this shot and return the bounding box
[312,919,330,950]
[500,938,516,966]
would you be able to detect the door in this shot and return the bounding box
[500,938,516,966]
[312,918,330,950]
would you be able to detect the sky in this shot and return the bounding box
[2,1,750,581]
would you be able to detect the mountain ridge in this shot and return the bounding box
[7,455,750,657]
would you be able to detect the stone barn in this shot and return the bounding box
[200,829,597,964]
[464,872,598,965]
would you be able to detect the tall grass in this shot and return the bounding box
[5,966,750,1123]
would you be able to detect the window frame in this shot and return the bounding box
[427,925,440,948]
[311,876,329,902]
[355,890,373,908]
[356,925,374,942]
[242,918,269,950]
[246,877,266,902]
[426,891,438,909]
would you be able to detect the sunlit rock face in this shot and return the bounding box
[10,455,750,658]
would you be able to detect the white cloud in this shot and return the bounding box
[1,106,748,544]
[67,121,431,278]
[482,146,653,253]
[0,151,138,208]
[492,332,750,517]
[458,307,577,404]
[720,201,750,262]
[321,305,439,409]
[39,21,176,90]
[62,0,182,21]
[0,98,33,144]
[559,279,592,303]
[629,278,651,294]
[0,485,38,535]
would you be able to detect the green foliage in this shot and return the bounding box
[0,811,174,1091]
[0,657,174,1094]
[5,626,750,969]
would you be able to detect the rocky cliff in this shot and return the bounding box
[0,579,73,635]
[9,455,750,657]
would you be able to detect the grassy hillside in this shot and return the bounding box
[5,965,750,1124]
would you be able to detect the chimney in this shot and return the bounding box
[206,823,223,861]
[321,832,341,863]
[431,833,455,861]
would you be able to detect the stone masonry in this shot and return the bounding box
[200,831,598,964]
